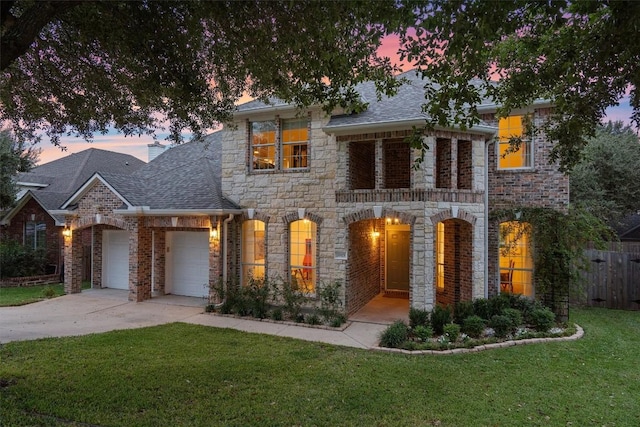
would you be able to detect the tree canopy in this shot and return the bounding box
[398,0,640,171]
[0,128,38,210]
[0,0,403,146]
[569,121,640,225]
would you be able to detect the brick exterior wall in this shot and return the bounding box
[346,219,382,314]
[349,141,375,189]
[483,108,570,297]
[1,198,63,274]
[436,138,452,189]
[384,140,411,189]
[436,219,473,306]
[63,180,222,302]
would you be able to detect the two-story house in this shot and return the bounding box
[221,70,569,316]
[55,70,568,319]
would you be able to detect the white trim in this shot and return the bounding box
[60,173,132,209]
[0,192,60,226]
[323,118,497,136]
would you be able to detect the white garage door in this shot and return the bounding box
[102,230,129,290]
[166,231,209,298]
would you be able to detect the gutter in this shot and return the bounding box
[213,214,235,309]
[113,207,243,216]
[484,136,492,299]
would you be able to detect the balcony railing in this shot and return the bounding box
[335,188,484,204]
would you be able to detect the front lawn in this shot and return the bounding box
[1,308,639,426]
[0,282,90,307]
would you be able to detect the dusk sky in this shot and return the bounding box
[35,34,635,165]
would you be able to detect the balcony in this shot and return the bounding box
[335,188,484,204]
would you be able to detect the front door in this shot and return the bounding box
[386,225,410,291]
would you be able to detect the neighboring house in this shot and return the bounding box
[56,70,569,316]
[615,213,640,242]
[0,149,145,277]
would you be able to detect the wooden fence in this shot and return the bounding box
[581,242,640,311]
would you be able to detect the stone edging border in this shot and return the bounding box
[209,312,352,332]
[370,324,584,355]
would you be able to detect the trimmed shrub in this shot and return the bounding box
[409,308,430,328]
[453,300,475,325]
[306,313,321,325]
[490,315,512,338]
[379,320,409,348]
[473,298,491,321]
[489,293,511,317]
[530,307,556,332]
[462,315,486,338]
[431,305,452,335]
[502,308,523,329]
[443,323,461,342]
[413,325,433,342]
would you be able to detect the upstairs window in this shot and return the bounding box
[498,115,532,169]
[251,121,276,170]
[250,117,309,172]
[25,221,46,249]
[282,118,308,169]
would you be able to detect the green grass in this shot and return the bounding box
[0,283,65,307]
[0,282,91,307]
[1,307,639,426]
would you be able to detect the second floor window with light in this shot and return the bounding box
[250,117,309,172]
[251,121,276,170]
[498,115,532,169]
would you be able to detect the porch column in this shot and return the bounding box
[375,138,384,189]
[208,216,222,303]
[63,230,82,294]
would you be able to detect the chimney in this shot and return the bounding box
[147,142,167,162]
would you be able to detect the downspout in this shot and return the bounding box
[484,138,491,299]
[151,230,155,296]
[90,225,94,288]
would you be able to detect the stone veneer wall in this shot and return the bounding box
[223,109,489,313]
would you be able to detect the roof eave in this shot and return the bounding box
[113,207,244,216]
[322,118,497,136]
[476,99,554,114]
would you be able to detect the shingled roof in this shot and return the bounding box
[67,132,240,212]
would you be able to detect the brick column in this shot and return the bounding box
[63,231,82,294]
[128,219,152,302]
[450,137,458,189]
[375,139,384,189]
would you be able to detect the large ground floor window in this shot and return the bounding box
[290,219,316,293]
[242,220,266,285]
[499,221,534,296]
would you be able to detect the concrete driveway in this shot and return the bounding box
[0,289,386,349]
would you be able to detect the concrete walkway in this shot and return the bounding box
[0,290,389,349]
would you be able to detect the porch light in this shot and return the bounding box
[210,227,219,240]
[63,226,72,237]
[372,230,380,238]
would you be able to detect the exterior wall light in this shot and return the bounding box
[210,227,219,240]
[63,226,72,237]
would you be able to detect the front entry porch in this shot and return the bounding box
[349,293,409,325]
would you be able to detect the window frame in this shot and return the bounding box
[289,219,317,295]
[497,115,534,170]
[249,116,310,173]
[498,221,534,297]
[250,120,277,171]
[241,220,267,286]
[24,220,46,249]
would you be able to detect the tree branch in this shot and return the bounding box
[1,0,82,71]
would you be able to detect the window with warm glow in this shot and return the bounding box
[25,221,46,249]
[499,221,534,296]
[282,118,308,169]
[498,115,532,169]
[242,220,266,285]
[436,222,445,290]
[251,121,276,170]
[289,219,316,293]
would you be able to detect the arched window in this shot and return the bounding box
[289,219,316,293]
[242,220,266,285]
[499,221,534,296]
